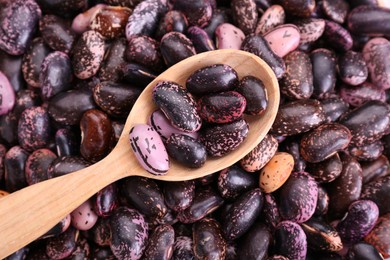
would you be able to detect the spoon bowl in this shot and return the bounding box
[0,49,279,258]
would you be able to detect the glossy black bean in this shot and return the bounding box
[349,140,384,162]
[217,165,257,200]
[45,227,77,260]
[162,180,195,212]
[143,224,175,260]
[172,236,194,260]
[47,156,90,179]
[320,97,349,123]
[93,81,141,118]
[155,10,188,41]
[160,32,196,67]
[166,134,207,168]
[48,88,97,126]
[348,5,390,36]
[55,128,80,157]
[25,148,57,185]
[187,26,215,53]
[241,34,286,79]
[236,75,268,116]
[314,185,329,216]
[0,50,25,92]
[186,64,239,96]
[94,184,119,217]
[99,38,127,82]
[310,48,336,98]
[109,207,149,260]
[271,99,325,136]
[236,223,271,259]
[361,155,389,184]
[339,100,390,146]
[192,218,227,259]
[221,188,263,240]
[347,242,383,260]
[306,153,342,183]
[121,62,157,88]
[177,186,224,223]
[122,177,168,220]
[301,218,342,252]
[39,15,76,54]
[361,175,390,214]
[327,153,363,219]
[4,146,29,192]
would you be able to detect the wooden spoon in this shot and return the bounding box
[0,49,279,258]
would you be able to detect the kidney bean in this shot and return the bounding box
[166,134,207,168]
[339,100,390,146]
[347,242,383,260]
[90,6,131,39]
[122,177,168,220]
[85,217,111,247]
[94,183,119,217]
[324,20,353,52]
[221,188,263,240]
[301,218,342,252]
[200,118,249,157]
[40,51,73,100]
[93,81,141,118]
[322,0,349,24]
[18,106,51,152]
[6,248,30,260]
[47,156,90,179]
[4,146,29,192]
[337,199,379,245]
[241,34,286,79]
[55,128,80,157]
[236,223,271,259]
[36,0,87,18]
[143,224,175,260]
[172,236,194,260]
[0,0,42,55]
[98,38,126,82]
[187,26,215,53]
[340,82,386,107]
[177,186,224,223]
[0,50,25,92]
[25,148,57,185]
[162,180,195,212]
[192,218,227,259]
[306,153,342,183]
[121,62,157,88]
[173,0,212,27]
[255,5,285,35]
[230,0,258,35]
[41,214,71,239]
[0,71,16,116]
[295,18,325,46]
[71,199,98,231]
[327,153,363,219]
[45,227,77,260]
[348,5,390,36]
[71,4,106,34]
[349,140,384,162]
[0,112,19,146]
[259,193,280,229]
[361,175,390,214]
[39,15,76,54]
[310,48,337,98]
[236,75,268,116]
[14,89,40,118]
[109,207,149,260]
[48,88,97,126]
[364,213,390,258]
[215,23,245,50]
[264,24,300,58]
[315,186,330,216]
[160,32,196,67]
[361,155,389,184]
[126,35,164,72]
[155,10,188,41]
[275,220,307,260]
[217,165,257,200]
[338,51,367,86]
[320,97,349,123]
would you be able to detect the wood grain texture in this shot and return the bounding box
[0,49,279,258]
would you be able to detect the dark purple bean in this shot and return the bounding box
[0,144,6,183]
[55,128,80,157]
[160,32,196,67]
[274,220,307,260]
[121,62,157,88]
[125,0,167,39]
[93,81,141,118]
[126,35,164,72]
[90,6,131,39]
[47,156,90,179]
[338,51,368,86]
[155,10,188,40]
[314,185,329,216]
[48,88,97,126]
[348,5,390,36]
[221,188,263,240]
[203,8,230,39]
[192,218,227,259]
[173,0,213,27]
[327,153,363,219]
[0,0,42,55]
[271,99,325,136]
[94,184,119,217]
[187,26,215,53]
[4,146,29,192]
[300,123,351,163]
[301,218,343,252]
[306,153,342,183]
[18,106,51,152]
[40,51,73,100]
[237,223,271,259]
[35,0,87,18]
[172,236,194,260]
[109,207,149,260]
[295,18,325,45]
[241,34,286,79]
[217,165,257,200]
[347,242,383,260]
[21,38,51,88]
[320,97,349,123]
[0,112,19,146]
[361,175,390,214]
[231,0,258,34]
[339,100,390,146]
[280,50,313,99]
[25,148,57,185]
[166,134,207,168]
[177,186,224,223]
[340,82,386,107]
[349,140,384,162]
[45,227,77,260]
[6,247,30,260]
[361,155,389,184]
[85,217,111,247]
[39,15,76,54]
[98,38,127,82]
[323,20,353,52]
[162,180,195,212]
[261,193,281,228]
[274,0,315,17]
[321,0,349,24]
[200,118,249,157]
[13,89,41,118]
[143,224,175,260]
[0,50,25,92]
[41,214,71,239]
[281,138,307,172]
[236,75,268,116]
[310,48,337,98]
[338,200,379,245]
[279,172,318,223]
[122,177,168,220]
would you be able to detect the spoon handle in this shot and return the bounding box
[0,152,131,258]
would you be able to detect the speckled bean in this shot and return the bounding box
[301,218,342,252]
[274,220,307,260]
[4,146,29,192]
[215,23,245,50]
[25,148,57,185]
[306,153,342,183]
[310,48,337,98]
[217,165,257,200]
[160,32,196,67]
[166,134,207,168]
[143,224,175,260]
[70,199,98,231]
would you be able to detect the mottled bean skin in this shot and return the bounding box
[236,75,268,116]
[348,5,390,36]
[25,148,57,185]
[187,26,215,53]
[361,175,390,214]
[361,155,389,184]
[314,185,329,216]
[143,224,175,260]
[306,153,342,183]
[94,184,119,217]
[47,156,90,179]
[98,38,127,82]
[310,48,337,98]
[172,236,194,260]
[173,0,212,27]
[301,218,342,252]
[166,134,207,168]
[0,50,25,92]
[364,213,390,258]
[231,0,258,34]
[237,223,271,259]
[45,227,76,260]
[217,165,257,200]
[155,10,188,41]
[162,180,195,212]
[275,221,307,260]
[4,146,29,192]
[160,32,196,67]
[338,51,368,86]
[320,97,349,123]
[90,6,131,39]
[323,20,353,52]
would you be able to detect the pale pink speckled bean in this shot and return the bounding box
[0,71,15,115]
[264,24,300,58]
[215,23,245,50]
[70,199,98,231]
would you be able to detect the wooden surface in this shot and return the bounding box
[0,49,279,258]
